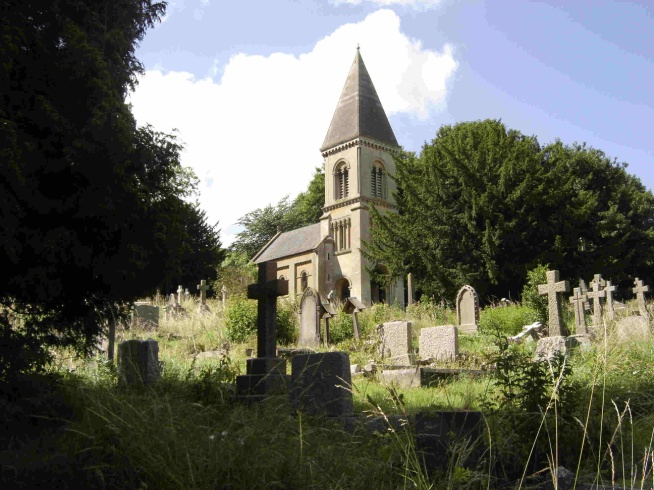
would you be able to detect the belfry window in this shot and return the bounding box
[371,163,384,198]
[330,218,351,252]
[335,163,349,200]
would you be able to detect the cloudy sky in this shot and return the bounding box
[129,0,654,245]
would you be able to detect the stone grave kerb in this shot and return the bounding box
[586,275,606,327]
[633,278,650,320]
[538,270,570,337]
[569,287,587,335]
[604,281,617,321]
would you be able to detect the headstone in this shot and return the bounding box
[177,285,184,305]
[221,284,227,307]
[569,288,587,335]
[455,285,479,334]
[419,325,458,363]
[133,303,160,330]
[633,278,650,320]
[165,292,186,318]
[197,279,211,313]
[117,339,161,387]
[343,297,366,340]
[534,336,579,361]
[290,352,354,417]
[579,279,591,311]
[299,287,320,348]
[538,270,570,336]
[603,281,617,321]
[378,321,414,365]
[586,276,606,328]
[616,316,650,342]
[235,262,290,402]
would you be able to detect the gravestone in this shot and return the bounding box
[197,279,211,313]
[616,316,650,342]
[407,273,415,306]
[299,287,320,348]
[508,322,544,343]
[133,302,159,330]
[165,292,186,318]
[579,279,591,311]
[586,275,606,328]
[456,285,479,334]
[538,270,570,336]
[177,285,184,305]
[117,339,161,387]
[604,281,617,321]
[569,288,587,335]
[290,351,354,417]
[221,284,227,307]
[534,336,579,361]
[378,321,414,365]
[419,325,458,363]
[343,297,366,340]
[633,278,650,320]
[235,262,290,402]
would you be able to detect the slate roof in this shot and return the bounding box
[321,49,399,151]
[253,223,322,264]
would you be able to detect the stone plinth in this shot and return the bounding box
[378,321,414,365]
[534,336,579,361]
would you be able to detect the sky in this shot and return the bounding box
[129,0,654,246]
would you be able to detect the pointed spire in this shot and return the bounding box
[321,49,398,151]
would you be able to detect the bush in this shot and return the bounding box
[225,296,298,345]
[275,299,298,346]
[521,264,549,324]
[478,304,540,336]
[328,309,355,344]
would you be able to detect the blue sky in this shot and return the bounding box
[129,0,654,245]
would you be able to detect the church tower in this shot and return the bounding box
[320,48,404,307]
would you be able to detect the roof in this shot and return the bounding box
[253,223,322,264]
[321,49,399,151]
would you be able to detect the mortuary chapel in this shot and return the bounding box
[251,48,405,307]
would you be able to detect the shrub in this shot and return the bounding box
[478,304,540,336]
[521,264,549,324]
[328,309,355,344]
[275,299,298,346]
[225,296,298,345]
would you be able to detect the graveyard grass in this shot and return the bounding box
[4,295,654,489]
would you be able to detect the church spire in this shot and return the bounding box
[321,49,398,152]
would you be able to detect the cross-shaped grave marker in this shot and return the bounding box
[538,270,570,336]
[177,285,184,305]
[569,287,588,335]
[633,278,650,320]
[197,279,210,304]
[247,261,289,358]
[604,281,617,321]
[587,274,606,327]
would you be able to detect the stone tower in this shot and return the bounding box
[320,48,404,306]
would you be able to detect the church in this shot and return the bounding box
[251,48,405,308]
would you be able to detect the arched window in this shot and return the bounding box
[334,162,349,200]
[300,271,308,292]
[371,162,385,198]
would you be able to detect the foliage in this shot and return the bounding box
[520,264,549,325]
[224,297,297,345]
[215,251,257,297]
[231,166,325,259]
[328,308,355,344]
[366,119,654,302]
[478,305,540,336]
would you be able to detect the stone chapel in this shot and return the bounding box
[251,48,405,308]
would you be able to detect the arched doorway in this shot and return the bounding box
[370,265,389,304]
[335,277,351,302]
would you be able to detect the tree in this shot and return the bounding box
[231,166,325,258]
[0,0,205,377]
[366,120,654,303]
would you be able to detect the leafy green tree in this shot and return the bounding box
[231,166,325,258]
[366,120,654,302]
[0,0,213,377]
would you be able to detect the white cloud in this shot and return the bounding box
[128,9,457,245]
[332,0,442,9]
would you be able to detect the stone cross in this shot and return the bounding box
[569,288,587,335]
[169,293,176,306]
[586,276,606,327]
[633,278,650,320]
[247,262,288,358]
[197,279,210,304]
[604,281,617,321]
[177,285,184,305]
[538,270,570,336]
[221,284,227,307]
[579,279,591,311]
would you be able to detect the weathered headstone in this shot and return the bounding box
[569,288,587,335]
[378,321,414,365]
[419,325,458,363]
[534,336,579,361]
[456,285,479,334]
[579,279,591,311]
[165,292,186,318]
[197,279,211,313]
[343,297,366,340]
[236,262,290,402]
[133,303,160,330]
[604,281,617,321]
[633,278,650,320]
[299,287,320,348]
[586,275,606,328]
[221,284,227,307]
[538,270,570,336]
[117,339,161,387]
[616,316,650,342]
[177,285,184,305]
[290,352,354,417]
